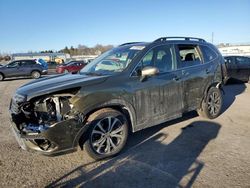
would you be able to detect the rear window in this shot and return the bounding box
[200,45,217,62]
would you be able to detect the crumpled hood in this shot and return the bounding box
[16,73,109,100]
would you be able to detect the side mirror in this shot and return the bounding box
[140,66,159,81]
[141,66,159,77]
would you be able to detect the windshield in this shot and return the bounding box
[80,45,145,75]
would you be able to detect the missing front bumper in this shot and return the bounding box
[10,117,85,156]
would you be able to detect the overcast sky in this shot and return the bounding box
[0,0,250,53]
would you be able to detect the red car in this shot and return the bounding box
[56,61,86,74]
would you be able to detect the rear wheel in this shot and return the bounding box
[31,71,41,79]
[84,108,128,160]
[0,73,4,81]
[197,87,222,119]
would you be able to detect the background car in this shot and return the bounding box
[224,56,250,82]
[0,59,47,81]
[56,60,86,73]
[0,63,3,67]
[46,61,57,69]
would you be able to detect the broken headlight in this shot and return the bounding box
[13,93,26,103]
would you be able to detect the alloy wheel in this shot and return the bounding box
[90,116,125,155]
[207,91,221,116]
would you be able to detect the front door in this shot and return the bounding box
[4,61,23,77]
[129,44,183,130]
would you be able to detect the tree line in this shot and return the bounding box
[59,44,114,56]
[0,44,114,62]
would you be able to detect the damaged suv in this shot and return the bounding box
[10,37,225,160]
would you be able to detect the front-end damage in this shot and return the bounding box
[10,90,87,156]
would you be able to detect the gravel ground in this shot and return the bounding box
[0,77,250,188]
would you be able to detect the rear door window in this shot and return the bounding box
[200,45,217,62]
[176,45,202,68]
[22,60,36,66]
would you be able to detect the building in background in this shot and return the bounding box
[12,52,70,63]
[218,45,250,57]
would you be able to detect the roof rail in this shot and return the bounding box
[119,42,143,46]
[154,37,206,42]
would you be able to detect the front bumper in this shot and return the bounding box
[41,70,48,75]
[10,114,88,156]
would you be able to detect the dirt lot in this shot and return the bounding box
[0,77,250,188]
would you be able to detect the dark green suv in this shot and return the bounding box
[10,37,225,160]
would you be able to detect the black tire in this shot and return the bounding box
[84,108,129,160]
[197,87,222,119]
[0,73,4,81]
[31,71,41,79]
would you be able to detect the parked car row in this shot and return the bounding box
[0,59,92,80]
[56,60,87,74]
[10,36,226,160]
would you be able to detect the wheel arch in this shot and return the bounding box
[31,69,41,75]
[73,99,137,149]
[200,81,223,107]
[0,72,5,78]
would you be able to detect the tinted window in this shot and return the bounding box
[236,57,250,65]
[22,60,36,66]
[177,45,202,68]
[8,61,20,67]
[141,50,153,67]
[200,45,217,62]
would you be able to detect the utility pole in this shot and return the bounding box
[212,32,214,44]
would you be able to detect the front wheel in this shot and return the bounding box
[84,108,128,160]
[197,87,222,119]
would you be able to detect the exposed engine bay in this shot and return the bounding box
[13,94,80,133]
[10,93,85,151]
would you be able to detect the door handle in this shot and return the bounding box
[182,70,189,76]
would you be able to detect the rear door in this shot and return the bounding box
[175,44,207,111]
[19,60,36,75]
[130,44,183,129]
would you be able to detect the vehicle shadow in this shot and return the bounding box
[221,83,246,115]
[3,77,33,81]
[2,75,56,81]
[46,120,221,188]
